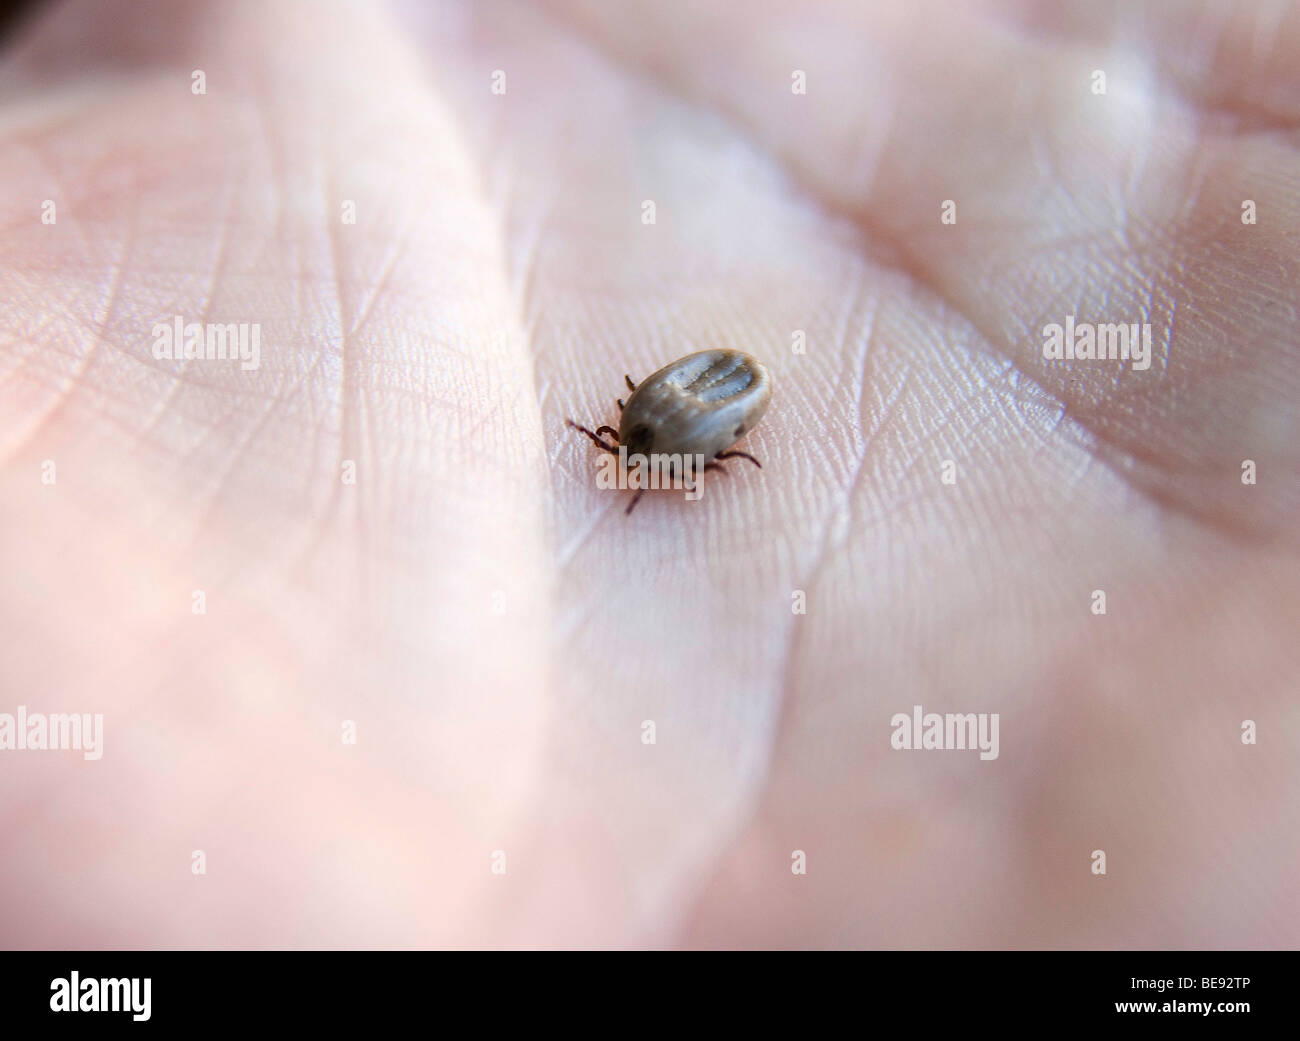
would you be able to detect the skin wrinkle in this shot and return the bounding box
[0,302,61,395]
[437,145,553,478]
[181,379,296,552]
[324,158,364,542]
[983,0,1300,127]
[12,132,93,256]
[135,177,237,446]
[536,2,1194,524]
[666,334,1038,941]
[35,8,540,862]
[675,365,1129,941]
[2,178,138,462]
[250,68,290,257]
[545,0,1300,545]
[397,16,563,904]
[529,3,1118,567]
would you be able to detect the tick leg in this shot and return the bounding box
[704,461,728,475]
[596,425,619,441]
[625,374,636,392]
[715,450,761,468]
[625,488,646,515]
[616,398,625,411]
[565,419,618,454]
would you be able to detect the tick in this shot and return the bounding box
[566,348,773,514]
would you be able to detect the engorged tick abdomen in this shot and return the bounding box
[617,349,772,460]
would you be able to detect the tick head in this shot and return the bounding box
[621,423,654,457]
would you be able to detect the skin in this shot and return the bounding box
[0,0,1296,948]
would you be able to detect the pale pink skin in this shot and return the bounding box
[0,0,1297,949]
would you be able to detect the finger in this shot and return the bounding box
[0,0,552,946]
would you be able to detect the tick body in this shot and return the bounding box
[567,349,773,513]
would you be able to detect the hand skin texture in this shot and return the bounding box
[0,0,1297,949]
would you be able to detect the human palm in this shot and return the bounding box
[1,0,1296,947]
